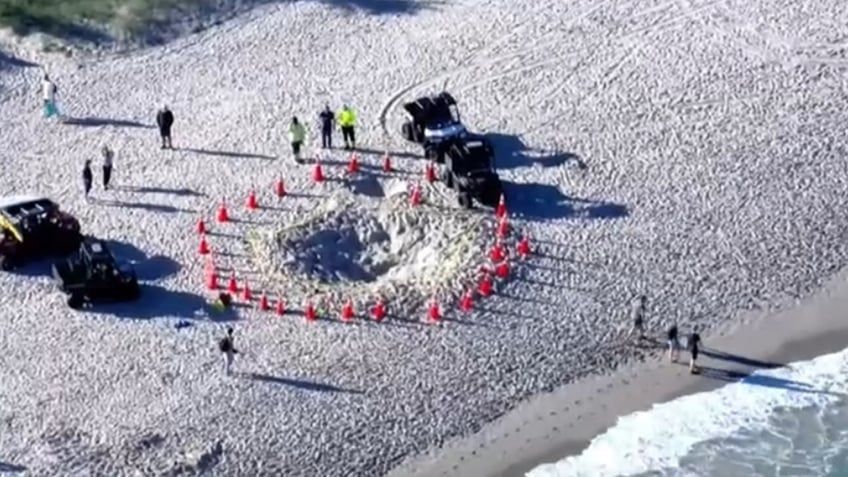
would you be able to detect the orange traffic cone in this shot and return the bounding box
[197,217,207,235]
[227,273,238,293]
[305,300,317,321]
[425,162,436,183]
[341,298,354,321]
[312,161,324,182]
[410,184,422,207]
[275,177,286,198]
[206,268,218,290]
[371,298,386,321]
[217,199,229,223]
[489,241,505,263]
[428,298,441,323]
[348,153,360,174]
[496,215,509,238]
[496,260,510,279]
[382,153,393,172]
[258,292,270,311]
[275,297,286,316]
[246,189,258,210]
[241,280,252,301]
[517,234,531,258]
[198,236,210,255]
[496,193,506,218]
[460,290,473,312]
[479,274,493,297]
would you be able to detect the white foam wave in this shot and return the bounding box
[527,348,848,477]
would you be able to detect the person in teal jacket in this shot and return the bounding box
[289,116,306,162]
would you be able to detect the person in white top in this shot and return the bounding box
[41,74,59,118]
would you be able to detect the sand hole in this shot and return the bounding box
[251,189,491,312]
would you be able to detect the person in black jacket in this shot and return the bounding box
[82,159,93,200]
[688,327,702,374]
[101,145,114,190]
[219,327,238,375]
[156,105,174,149]
[318,104,334,149]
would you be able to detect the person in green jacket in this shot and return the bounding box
[289,116,306,162]
[337,105,357,150]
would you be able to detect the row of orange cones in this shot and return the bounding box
[201,256,519,323]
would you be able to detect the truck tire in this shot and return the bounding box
[68,293,84,309]
[402,122,415,142]
[458,192,472,209]
[444,172,454,188]
[0,256,12,271]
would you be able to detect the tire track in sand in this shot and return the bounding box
[378,0,608,142]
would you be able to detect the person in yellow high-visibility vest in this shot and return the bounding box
[337,104,357,150]
[289,116,306,163]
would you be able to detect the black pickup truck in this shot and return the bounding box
[52,237,140,309]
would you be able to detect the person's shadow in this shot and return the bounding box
[696,366,846,397]
[243,372,363,394]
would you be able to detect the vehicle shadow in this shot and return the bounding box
[502,181,628,220]
[4,239,179,280]
[486,133,586,170]
[106,240,181,281]
[84,283,238,322]
[62,116,153,128]
[243,372,363,393]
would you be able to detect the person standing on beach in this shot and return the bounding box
[318,104,335,149]
[156,105,174,149]
[289,116,306,163]
[337,104,357,150]
[631,294,647,341]
[101,145,114,190]
[41,74,59,119]
[218,327,238,375]
[82,160,93,200]
[688,327,702,373]
[667,324,680,363]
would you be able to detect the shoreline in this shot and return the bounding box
[388,268,848,477]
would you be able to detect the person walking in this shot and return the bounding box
[318,104,335,149]
[218,327,238,375]
[101,145,114,190]
[42,74,59,119]
[337,104,357,150]
[289,116,306,163]
[82,160,93,200]
[631,294,647,341]
[666,324,680,362]
[156,105,174,149]
[688,327,702,374]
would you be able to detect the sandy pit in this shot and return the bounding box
[250,177,492,314]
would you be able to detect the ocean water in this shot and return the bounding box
[527,347,848,477]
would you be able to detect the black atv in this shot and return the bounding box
[0,195,81,271]
[52,237,140,309]
[441,136,503,209]
[401,91,467,163]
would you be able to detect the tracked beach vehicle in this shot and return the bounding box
[52,237,140,309]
